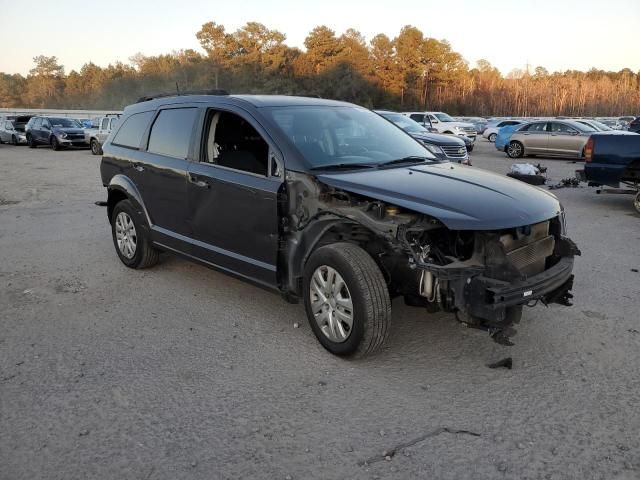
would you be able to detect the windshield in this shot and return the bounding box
[268,106,435,168]
[571,122,597,133]
[49,118,81,128]
[586,120,612,131]
[380,113,429,134]
[434,113,455,122]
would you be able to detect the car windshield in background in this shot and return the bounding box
[434,113,455,122]
[381,113,428,134]
[571,122,597,133]
[49,118,81,128]
[268,106,435,169]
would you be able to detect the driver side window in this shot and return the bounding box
[202,110,270,177]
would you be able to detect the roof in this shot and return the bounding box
[127,94,354,113]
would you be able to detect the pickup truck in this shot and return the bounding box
[402,111,477,143]
[578,134,640,213]
[84,115,120,155]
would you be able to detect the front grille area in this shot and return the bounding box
[67,134,85,140]
[462,127,476,134]
[506,235,555,271]
[442,145,467,158]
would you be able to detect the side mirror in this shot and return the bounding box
[428,128,438,133]
[431,119,439,124]
[569,130,579,135]
[42,124,50,130]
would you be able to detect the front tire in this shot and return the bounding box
[507,141,524,158]
[50,136,61,151]
[27,135,37,148]
[634,192,640,215]
[303,242,391,357]
[111,199,159,269]
[90,139,103,155]
[488,133,497,142]
[11,135,18,146]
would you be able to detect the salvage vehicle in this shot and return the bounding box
[0,118,29,145]
[101,93,579,357]
[375,110,471,164]
[25,116,88,150]
[577,134,640,213]
[85,114,120,155]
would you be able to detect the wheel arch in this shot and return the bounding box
[106,174,151,227]
[284,217,383,297]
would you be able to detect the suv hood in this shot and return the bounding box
[317,163,561,230]
[53,127,85,135]
[411,132,466,146]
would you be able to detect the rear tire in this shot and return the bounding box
[111,199,160,269]
[488,133,497,142]
[507,141,524,158]
[303,242,391,357]
[90,139,102,155]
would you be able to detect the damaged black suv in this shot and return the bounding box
[100,92,580,357]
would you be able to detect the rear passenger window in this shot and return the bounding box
[202,110,269,176]
[147,108,198,159]
[112,111,154,149]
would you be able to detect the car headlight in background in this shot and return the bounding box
[454,126,463,131]
[422,143,444,155]
[58,132,68,139]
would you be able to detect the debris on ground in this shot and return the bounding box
[549,177,582,190]
[358,427,481,466]
[507,163,547,185]
[487,357,513,369]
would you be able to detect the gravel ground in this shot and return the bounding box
[1,139,639,480]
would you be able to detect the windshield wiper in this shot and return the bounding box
[377,156,433,168]
[310,163,377,171]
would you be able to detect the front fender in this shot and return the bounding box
[107,175,151,227]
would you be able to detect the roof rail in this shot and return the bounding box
[136,89,229,103]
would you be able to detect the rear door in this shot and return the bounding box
[186,105,282,287]
[520,121,549,153]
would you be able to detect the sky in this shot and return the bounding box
[0,0,638,76]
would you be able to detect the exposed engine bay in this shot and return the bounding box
[280,172,581,345]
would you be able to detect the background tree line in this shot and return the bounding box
[1,22,639,116]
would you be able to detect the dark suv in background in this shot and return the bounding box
[100,92,579,357]
[25,116,88,150]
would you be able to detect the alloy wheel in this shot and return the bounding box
[115,212,137,259]
[309,265,354,343]
[508,142,522,158]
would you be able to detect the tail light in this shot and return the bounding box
[584,137,593,162]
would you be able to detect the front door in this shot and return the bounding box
[187,107,282,287]
[521,121,550,153]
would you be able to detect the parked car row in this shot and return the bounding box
[0,114,120,154]
[493,119,638,159]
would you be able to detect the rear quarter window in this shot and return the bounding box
[112,111,154,149]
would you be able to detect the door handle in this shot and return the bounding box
[189,175,210,189]
[133,163,144,172]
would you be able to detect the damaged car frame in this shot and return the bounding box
[100,93,580,357]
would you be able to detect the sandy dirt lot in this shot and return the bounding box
[1,139,639,480]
